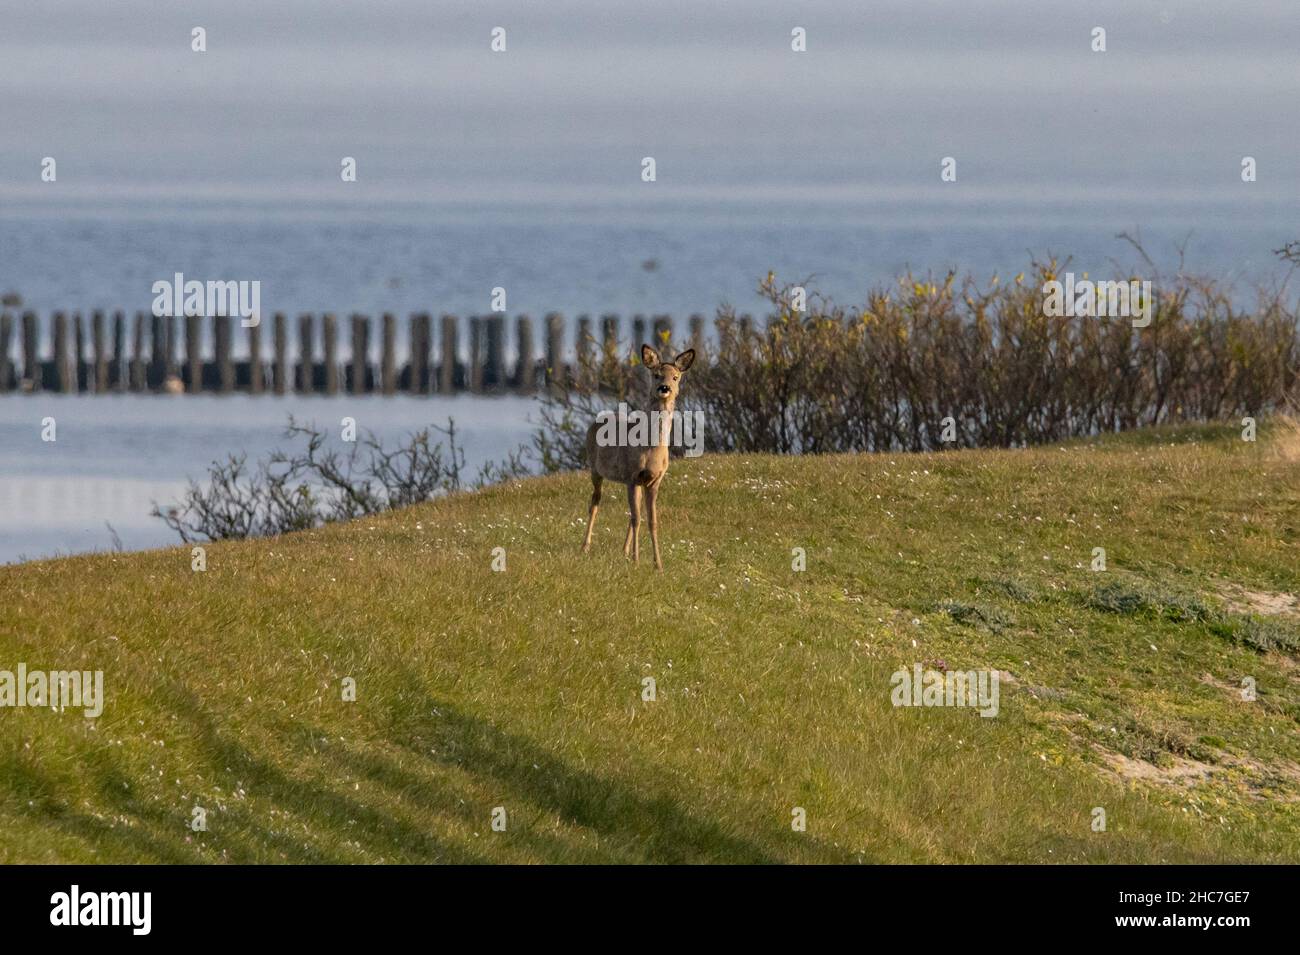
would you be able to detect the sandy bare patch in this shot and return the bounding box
[1215,583,1299,619]
[1199,672,1242,696]
[1099,749,1213,786]
[1095,746,1300,801]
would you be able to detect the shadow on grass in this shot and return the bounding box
[2,749,204,864]
[155,682,491,863]
[7,672,861,863]
[364,666,860,863]
[5,684,488,864]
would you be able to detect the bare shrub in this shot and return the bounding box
[152,417,530,542]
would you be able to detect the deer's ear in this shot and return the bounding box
[641,344,661,369]
[672,348,696,373]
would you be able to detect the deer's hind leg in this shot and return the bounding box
[581,472,602,552]
[623,482,642,562]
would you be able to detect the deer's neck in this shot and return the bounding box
[634,395,676,452]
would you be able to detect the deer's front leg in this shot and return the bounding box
[624,483,642,562]
[581,473,602,553]
[645,479,662,571]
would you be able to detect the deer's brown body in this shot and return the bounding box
[580,344,695,570]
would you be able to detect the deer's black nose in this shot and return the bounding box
[657,385,670,396]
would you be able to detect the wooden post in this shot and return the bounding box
[515,315,535,392]
[186,314,202,392]
[215,316,234,393]
[53,312,71,392]
[249,317,264,395]
[468,316,484,393]
[576,315,593,376]
[130,312,146,391]
[439,314,457,394]
[297,314,315,392]
[601,314,619,362]
[632,315,647,353]
[273,312,288,395]
[362,315,371,393]
[322,313,339,395]
[164,316,179,386]
[689,313,705,357]
[92,311,108,392]
[112,311,126,392]
[148,313,168,388]
[22,312,40,391]
[381,313,396,395]
[0,312,12,392]
[403,314,415,393]
[149,313,166,389]
[409,312,429,394]
[74,313,88,391]
[418,312,434,393]
[349,314,368,393]
[545,312,564,389]
[485,314,504,390]
[653,315,673,350]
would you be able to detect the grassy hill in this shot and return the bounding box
[2,421,1298,863]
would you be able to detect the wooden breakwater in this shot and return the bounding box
[0,311,714,395]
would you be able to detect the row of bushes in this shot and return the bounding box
[536,259,1300,466]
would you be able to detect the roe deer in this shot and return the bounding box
[580,344,695,570]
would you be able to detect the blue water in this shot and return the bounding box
[2,195,1294,329]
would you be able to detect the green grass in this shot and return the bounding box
[2,421,1298,863]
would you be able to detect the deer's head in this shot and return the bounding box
[641,344,695,407]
